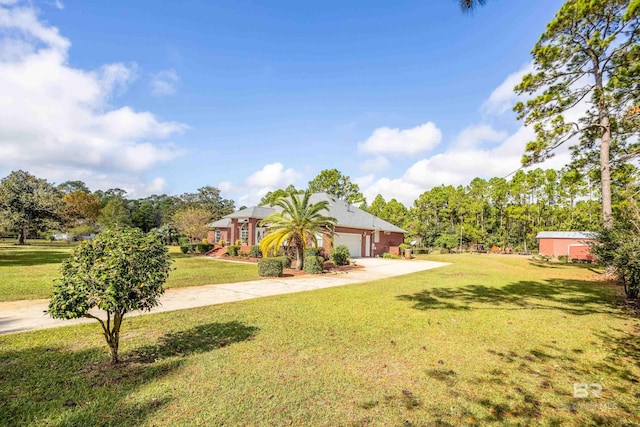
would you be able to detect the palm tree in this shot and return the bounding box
[458,0,487,11]
[259,191,337,270]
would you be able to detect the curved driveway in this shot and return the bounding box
[0,258,449,335]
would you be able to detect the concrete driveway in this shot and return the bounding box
[0,258,449,335]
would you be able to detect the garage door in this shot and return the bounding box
[335,233,362,258]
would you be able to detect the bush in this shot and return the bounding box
[434,234,459,250]
[414,247,431,255]
[178,237,189,246]
[239,250,249,257]
[558,254,568,263]
[331,245,350,266]
[304,255,324,274]
[258,258,283,277]
[249,245,262,258]
[399,243,411,251]
[226,245,239,257]
[235,240,243,246]
[593,228,640,298]
[305,247,319,257]
[196,243,213,254]
[273,256,292,269]
[180,245,190,254]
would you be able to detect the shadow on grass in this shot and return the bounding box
[397,279,622,316]
[130,321,259,363]
[0,249,71,266]
[0,321,258,426]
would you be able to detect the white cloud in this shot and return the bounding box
[360,155,390,172]
[0,4,187,196]
[482,62,534,115]
[245,162,300,188]
[150,69,180,96]
[454,124,508,149]
[219,162,303,207]
[358,124,572,206]
[358,121,442,155]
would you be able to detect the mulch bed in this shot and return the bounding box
[211,255,364,277]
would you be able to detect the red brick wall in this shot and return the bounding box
[374,231,404,257]
[207,229,230,245]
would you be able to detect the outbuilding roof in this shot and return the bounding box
[536,231,596,239]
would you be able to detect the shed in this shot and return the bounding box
[536,231,596,261]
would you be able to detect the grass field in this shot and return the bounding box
[1,254,638,426]
[0,242,260,302]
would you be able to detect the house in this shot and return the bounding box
[536,231,596,261]
[208,193,406,257]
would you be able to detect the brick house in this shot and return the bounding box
[536,231,596,261]
[208,193,406,258]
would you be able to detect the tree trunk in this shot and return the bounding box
[106,312,124,364]
[296,246,304,270]
[594,66,614,230]
[599,115,614,229]
[18,227,26,245]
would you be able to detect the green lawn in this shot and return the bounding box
[1,254,638,426]
[0,243,260,302]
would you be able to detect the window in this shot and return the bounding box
[214,230,221,243]
[240,223,249,243]
[374,230,380,243]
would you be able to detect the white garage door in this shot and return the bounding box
[335,233,362,258]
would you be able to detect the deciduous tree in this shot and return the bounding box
[308,169,364,204]
[48,226,172,364]
[0,170,61,244]
[173,207,211,244]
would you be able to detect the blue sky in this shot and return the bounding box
[0,0,569,206]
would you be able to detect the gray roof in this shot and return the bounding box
[226,206,275,220]
[210,192,406,233]
[209,217,231,228]
[308,193,406,233]
[536,231,596,239]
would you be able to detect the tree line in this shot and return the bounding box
[1,163,626,252]
[0,170,235,244]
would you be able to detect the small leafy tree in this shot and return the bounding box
[48,226,172,364]
[172,207,211,244]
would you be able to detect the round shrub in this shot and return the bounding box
[270,255,291,269]
[180,245,190,254]
[249,245,262,258]
[197,243,213,254]
[226,245,239,257]
[303,255,323,274]
[331,245,350,266]
[258,258,283,277]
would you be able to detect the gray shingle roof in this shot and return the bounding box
[536,231,596,239]
[226,206,275,220]
[209,217,231,228]
[210,192,406,233]
[309,193,406,233]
